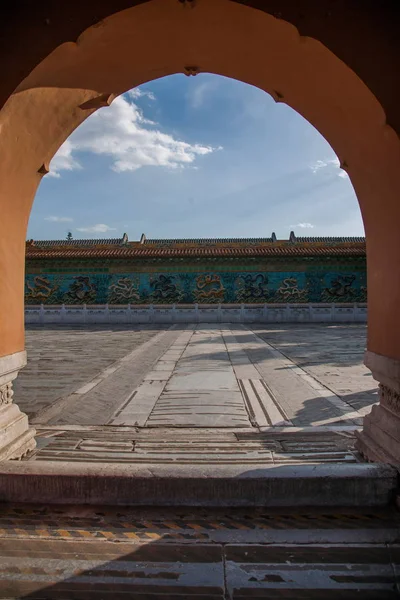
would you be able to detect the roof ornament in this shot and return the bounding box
[178,0,197,6]
[271,232,277,242]
[184,66,199,76]
[140,233,146,244]
[289,231,296,243]
[37,163,50,175]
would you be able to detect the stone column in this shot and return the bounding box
[0,351,36,460]
[356,351,400,465]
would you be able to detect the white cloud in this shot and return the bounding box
[128,88,155,101]
[44,216,73,223]
[76,224,116,234]
[47,140,82,177]
[309,157,347,178]
[49,91,218,176]
[292,223,314,229]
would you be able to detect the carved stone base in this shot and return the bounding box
[0,404,36,460]
[356,384,400,466]
[0,351,36,461]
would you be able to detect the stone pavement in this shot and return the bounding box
[106,324,372,428]
[13,322,379,463]
[4,324,397,599]
[15,323,376,429]
[14,325,165,422]
[112,328,252,428]
[0,503,399,598]
[252,323,378,415]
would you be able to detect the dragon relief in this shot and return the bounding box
[321,274,357,302]
[149,274,184,303]
[25,276,59,303]
[272,277,308,303]
[108,277,140,304]
[235,274,269,303]
[63,276,97,304]
[193,274,225,303]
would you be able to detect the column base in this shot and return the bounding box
[0,351,36,461]
[0,403,36,460]
[356,352,400,467]
[356,382,400,466]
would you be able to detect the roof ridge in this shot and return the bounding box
[27,235,366,246]
[27,237,127,247]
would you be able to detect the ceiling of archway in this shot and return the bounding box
[1,0,399,134]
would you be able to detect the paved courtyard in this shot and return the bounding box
[15,323,377,428]
[6,324,398,600]
[11,323,378,463]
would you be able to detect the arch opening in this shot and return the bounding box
[17,74,371,438]
[0,0,400,465]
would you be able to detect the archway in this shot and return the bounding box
[0,0,399,463]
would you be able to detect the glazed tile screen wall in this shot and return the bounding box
[25,269,367,305]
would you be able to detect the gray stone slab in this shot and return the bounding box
[0,540,225,599]
[225,544,397,599]
[166,371,238,391]
[111,381,166,426]
[147,415,251,427]
[251,323,377,415]
[229,327,363,427]
[175,362,232,372]
[143,371,172,381]
[14,325,168,420]
[232,364,261,379]
[240,378,291,427]
[154,361,177,370]
[148,390,251,427]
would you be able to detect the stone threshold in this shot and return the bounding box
[0,461,395,508]
[34,424,362,432]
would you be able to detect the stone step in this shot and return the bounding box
[27,425,361,464]
[0,504,398,599]
[0,461,396,507]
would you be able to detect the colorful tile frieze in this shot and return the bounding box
[25,268,367,305]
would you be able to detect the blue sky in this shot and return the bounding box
[28,74,364,240]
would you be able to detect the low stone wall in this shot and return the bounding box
[25,303,367,324]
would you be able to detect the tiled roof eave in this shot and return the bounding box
[25,246,366,259]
